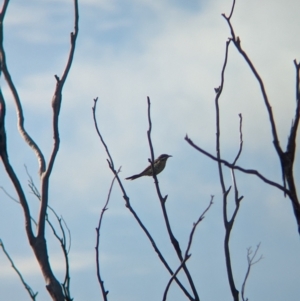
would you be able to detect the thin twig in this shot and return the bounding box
[95,168,120,301]
[0,239,38,300]
[0,186,19,203]
[163,198,213,301]
[241,243,263,301]
[185,197,214,258]
[92,98,194,300]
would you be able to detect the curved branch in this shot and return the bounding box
[0,89,35,243]
[0,0,46,175]
[38,0,79,239]
[95,170,120,301]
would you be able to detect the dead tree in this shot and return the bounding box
[0,1,79,300]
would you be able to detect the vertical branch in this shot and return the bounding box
[38,0,79,238]
[27,168,73,300]
[0,90,35,244]
[146,97,200,301]
[0,0,46,175]
[241,243,263,301]
[214,25,243,300]
[214,39,231,225]
[0,240,38,300]
[0,0,35,245]
[46,212,72,300]
[282,61,300,232]
[33,2,79,297]
[2,0,79,300]
[92,98,194,300]
[95,170,120,301]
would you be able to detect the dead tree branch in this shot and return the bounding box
[214,37,241,301]
[0,0,46,175]
[0,1,79,300]
[0,239,38,300]
[222,0,300,233]
[92,98,194,300]
[147,96,200,301]
[241,243,263,301]
[95,168,120,301]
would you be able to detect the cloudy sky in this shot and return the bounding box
[0,0,300,300]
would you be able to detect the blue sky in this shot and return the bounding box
[0,0,300,300]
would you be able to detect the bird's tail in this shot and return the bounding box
[125,174,142,180]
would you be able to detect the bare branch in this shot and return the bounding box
[232,114,243,166]
[227,0,236,20]
[95,168,120,301]
[215,39,231,196]
[185,135,289,196]
[0,186,19,204]
[1,1,79,300]
[38,0,79,239]
[0,239,38,300]
[162,255,191,301]
[26,166,73,300]
[211,24,247,300]
[163,198,213,301]
[0,0,46,175]
[92,98,115,171]
[213,33,240,300]
[241,243,263,301]
[223,19,282,157]
[185,197,214,258]
[223,0,300,234]
[147,97,200,301]
[92,98,194,300]
[0,84,35,244]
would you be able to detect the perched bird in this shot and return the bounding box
[125,154,172,180]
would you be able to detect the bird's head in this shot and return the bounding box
[158,154,172,161]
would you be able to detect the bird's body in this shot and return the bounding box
[125,154,172,180]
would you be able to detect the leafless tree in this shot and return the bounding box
[186,0,298,300]
[0,0,79,300]
[1,0,297,300]
[95,0,297,301]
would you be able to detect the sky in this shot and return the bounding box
[0,0,300,300]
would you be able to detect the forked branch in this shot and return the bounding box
[222,0,300,234]
[241,243,263,301]
[92,98,194,300]
[147,97,200,301]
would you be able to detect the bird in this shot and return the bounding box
[125,154,172,180]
